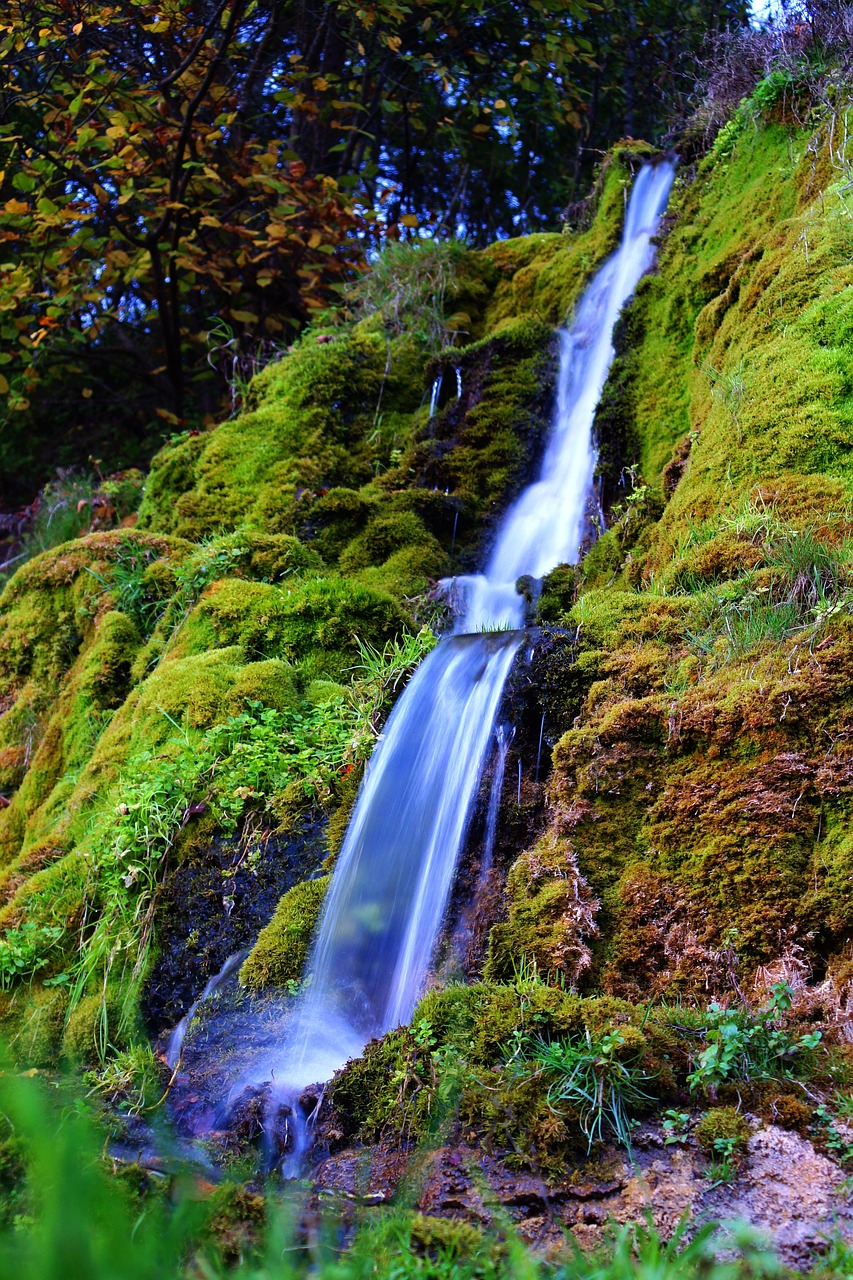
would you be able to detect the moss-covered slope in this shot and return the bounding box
[495,95,853,1008]
[0,145,646,1063]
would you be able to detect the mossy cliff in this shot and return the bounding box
[5,87,853,1232]
[494,94,853,1009]
[0,147,647,1062]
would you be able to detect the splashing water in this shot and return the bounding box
[239,158,676,1166]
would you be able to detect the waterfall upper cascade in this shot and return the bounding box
[249,158,676,1154]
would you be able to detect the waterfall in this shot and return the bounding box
[480,722,512,883]
[455,159,677,633]
[246,158,676,1163]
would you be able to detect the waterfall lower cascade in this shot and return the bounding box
[248,159,676,1167]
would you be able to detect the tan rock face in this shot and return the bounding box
[312,1122,853,1268]
[699,1126,853,1267]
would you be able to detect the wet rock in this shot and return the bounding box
[143,818,325,1034]
[310,1145,411,1203]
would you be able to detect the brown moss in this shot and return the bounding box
[485,832,600,984]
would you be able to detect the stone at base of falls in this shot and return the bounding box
[307,1122,853,1267]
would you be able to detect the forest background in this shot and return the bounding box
[0,0,751,513]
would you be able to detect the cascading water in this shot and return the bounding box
[454,159,677,633]
[245,158,676,1166]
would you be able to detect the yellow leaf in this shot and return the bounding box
[308,230,323,248]
[72,21,83,34]
[400,214,419,228]
[312,77,330,92]
[155,407,180,424]
[230,309,259,324]
[3,199,28,215]
[81,387,93,398]
[0,374,8,394]
[494,99,506,109]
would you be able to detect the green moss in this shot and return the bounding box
[226,659,300,715]
[0,983,69,1068]
[298,487,374,563]
[207,1183,267,1265]
[695,1106,750,1155]
[339,511,433,574]
[396,318,559,545]
[408,1214,489,1262]
[328,1025,430,1142]
[168,575,406,681]
[137,330,425,542]
[62,985,129,1064]
[304,678,347,706]
[239,875,329,991]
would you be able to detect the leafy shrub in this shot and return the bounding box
[0,922,64,991]
[686,983,821,1093]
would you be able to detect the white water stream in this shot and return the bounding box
[240,159,676,1165]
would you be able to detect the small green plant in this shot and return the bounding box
[687,983,822,1093]
[662,1109,690,1146]
[347,238,468,352]
[85,1043,163,1115]
[0,921,65,991]
[206,315,277,415]
[706,1135,743,1184]
[505,1024,656,1152]
[813,1103,853,1167]
[85,536,168,638]
[696,1107,750,1186]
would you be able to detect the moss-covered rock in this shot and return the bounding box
[239,875,329,991]
[485,832,600,983]
[695,1106,750,1155]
